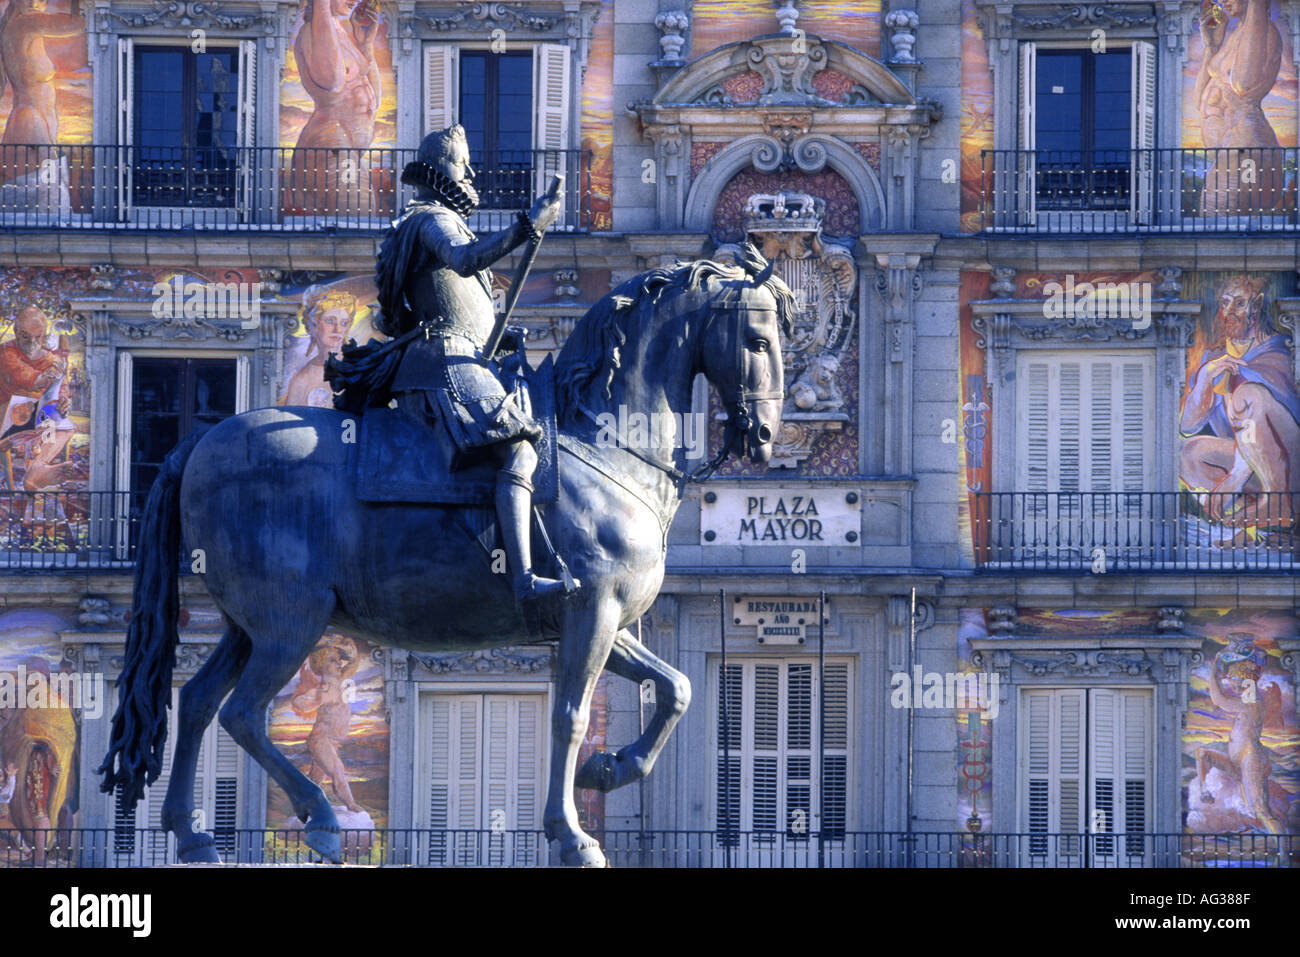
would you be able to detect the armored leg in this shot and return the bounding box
[497,440,568,601]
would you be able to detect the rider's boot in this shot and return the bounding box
[497,468,568,602]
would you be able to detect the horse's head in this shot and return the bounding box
[696,245,793,467]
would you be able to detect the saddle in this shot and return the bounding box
[354,353,559,507]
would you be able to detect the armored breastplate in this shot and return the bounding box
[404,266,497,346]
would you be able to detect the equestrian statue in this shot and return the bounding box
[98,125,794,867]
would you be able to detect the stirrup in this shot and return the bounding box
[514,571,574,602]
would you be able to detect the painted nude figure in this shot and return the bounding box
[285,0,381,215]
[1197,0,1285,213]
[1195,637,1285,834]
[290,636,363,813]
[1180,276,1300,532]
[0,0,82,182]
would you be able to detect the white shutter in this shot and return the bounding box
[532,42,570,222]
[1017,41,1037,226]
[1090,688,1151,861]
[117,37,134,220]
[237,39,257,221]
[1022,688,1152,865]
[235,354,251,414]
[114,351,133,559]
[716,662,743,839]
[1130,41,1156,225]
[423,44,459,134]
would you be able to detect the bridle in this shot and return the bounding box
[572,269,782,489]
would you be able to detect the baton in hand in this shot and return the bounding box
[486,173,564,359]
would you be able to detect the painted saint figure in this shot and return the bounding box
[1180,275,1300,530]
[0,305,76,490]
[285,0,381,216]
[1194,637,1286,834]
[290,636,363,813]
[1196,0,1286,214]
[0,0,83,184]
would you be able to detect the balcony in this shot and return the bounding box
[0,144,592,233]
[980,147,1299,234]
[0,491,145,570]
[973,491,1300,573]
[3,827,1294,868]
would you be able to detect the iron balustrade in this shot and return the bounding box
[0,144,592,232]
[0,827,1294,868]
[0,490,147,570]
[972,491,1300,572]
[980,147,1300,233]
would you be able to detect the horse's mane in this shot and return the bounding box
[555,249,795,413]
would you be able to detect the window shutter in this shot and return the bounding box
[117,37,134,220]
[716,662,743,842]
[1022,688,1084,859]
[1130,41,1156,224]
[1017,41,1037,226]
[752,664,779,833]
[423,44,459,134]
[821,662,850,838]
[236,39,257,221]
[1090,689,1151,859]
[785,664,812,836]
[532,42,570,221]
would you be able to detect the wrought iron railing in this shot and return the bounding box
[0,490,147,569]
[0,144,592,232]
[980,147,1300,232]
[972,491,1300,572]
[1,828,1294,867]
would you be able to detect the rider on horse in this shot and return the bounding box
[373,124,573,603]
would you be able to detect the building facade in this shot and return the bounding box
[0,0,1295,868]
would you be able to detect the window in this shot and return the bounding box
[1018,41,1155,222]
[117,39,256,214]
[113,687,243,863]
[716,658,851,856]
[1019,687,1152,866]
[1013,351,1155,564]
[417,692,547,867]
[122,357,239,497]
[423,43,570,216]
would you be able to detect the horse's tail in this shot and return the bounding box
[97,431,202,805]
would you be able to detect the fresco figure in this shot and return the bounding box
[290,636,363,814]
[0,759,33,856]
[285,0,381,216]
[0,305,75,491]
[1180,275,1300,529]
[1197,0,1286,213]
[1194,637,1286,833]
[279,288,355,408]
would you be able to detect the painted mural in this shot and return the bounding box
[0,607,83,866]
[0,266,89,562]
[268,631,389,859]
[1182,0,1298,215]
[689,0,880,58]
[1185,609,1300,841]
[580,0,612,231]
[1179,271,1299,549]
[277,274,383,408]
[956,607,1300,851]
[959,0,993,233]
[279,0,397,217]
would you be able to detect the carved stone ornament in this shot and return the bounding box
[717,189,855,468]
[102,1,267,30]
[424,2,563,32]
[885,9,920,63]
[1014,3,1155,30]
[655,10,689,61]
[411,646,554,674]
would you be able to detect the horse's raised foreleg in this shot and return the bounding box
[162,624,251,863]
[544,601,618,867]
[217,606,343,863]
[576,627,689,793]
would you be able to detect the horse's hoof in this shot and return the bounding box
[304,825,343,864]
[178,833,220,864]
[561,840,607,868]
[575,752,617,792]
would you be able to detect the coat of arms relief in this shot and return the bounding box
[717,189,856,468]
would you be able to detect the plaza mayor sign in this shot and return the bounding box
[700,487,861,545]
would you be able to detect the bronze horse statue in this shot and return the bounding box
[98,248,792,867]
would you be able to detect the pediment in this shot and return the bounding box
[651,33,915,109]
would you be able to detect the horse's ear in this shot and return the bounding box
[752,257,774,286]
